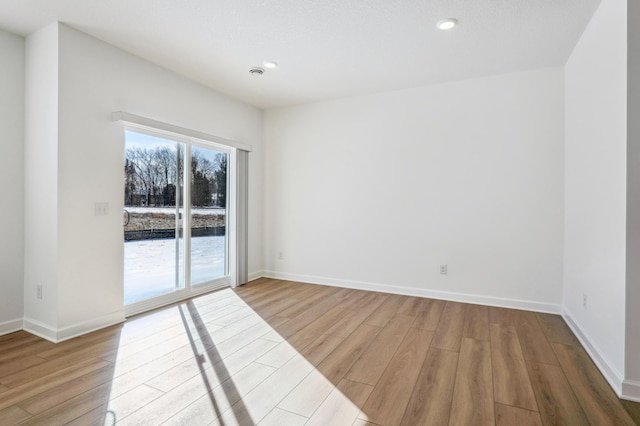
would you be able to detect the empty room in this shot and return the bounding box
[0,0,639,424]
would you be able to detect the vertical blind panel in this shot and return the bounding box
[236,149,249,285]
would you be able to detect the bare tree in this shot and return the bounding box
[125,145,224,208]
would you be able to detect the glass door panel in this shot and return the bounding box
[124,131,186,304]
[190,145,228,285]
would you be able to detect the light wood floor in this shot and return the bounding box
[0,278,638,425]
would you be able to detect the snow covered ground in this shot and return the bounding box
[124,235,226,304]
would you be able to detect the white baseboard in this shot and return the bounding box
[248,270,264,282]
[0,318,24,336]
[262,270,562,314]
[562,309,624,396]
[56,310,126,342]
[22,317,58,342]
[23,310,126,343]
[622,380,640,402]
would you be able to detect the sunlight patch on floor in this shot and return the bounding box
[103,288,369,425]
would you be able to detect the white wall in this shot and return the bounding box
[0,29,25,333]
[24,24,60,333]
[264,68,565,311]
[564,0,628,392]
[24,23,263,339]
[625,0,640,399]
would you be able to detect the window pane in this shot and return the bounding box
[190,145,227,285]
[124,131,186,304]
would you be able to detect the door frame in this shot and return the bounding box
[122,124,238,317]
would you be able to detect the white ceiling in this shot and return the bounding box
[0,0,601,109]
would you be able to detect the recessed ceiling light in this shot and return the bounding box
[249,67,265,76]
[263,61,278,69]
[437,18,458,30]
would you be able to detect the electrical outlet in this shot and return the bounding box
[440,264,448,275]
[37,284,43,300]
[94,202,109,216]
[582,294,588,309]
[278,251,284,260]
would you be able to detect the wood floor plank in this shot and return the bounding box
[243,282,296,306]
[449,338,494,426]
[259,407,308,426]
[273,295,344,338]
[239,280,298,308]
[431,301,466,352]
[34,325,122,360]
[352,420,382,426]
[0,331,36,344]
[462,304,490,341]
[0,340,56,364]
[361,328,433,425]
[65,403,113,426]
[622,399,640,425]
[298,334,346,367]
[306,379,373,426]
[400,348,458,426]
[488,306,517,326]
[234,278,289,302]
[255,341,299,368]
[315,324,382,384]
[105,383,164,422]
[17,364,116,415]
[325,293,387,338]
[347,313,414,386]
[526,361,589,425]
[397,296,425,317]
[0,357,110,412]
[536,312,582,347]
[490,324,537,411]
[276,369,335,418]
[245,286,306,315]
[278,324,381,417]
[15,381,112,426]
[250,295,303,320]
[514,311,559,365]
[0,333,51,356]
[180,302,241,324]
[0,354,47,380]
[363,294,407,327]
[162,361,277,426]
[495,403,542,426]
[215,354,315,425]
[553,343,636,426]
[208,306,257,326]
[412,298,445,331]
[333,289,370,309]
[285,306,346,349]
[197,313,264,346]
[0,405,32,426]
[0,353,111,388]
[275,285,337,319]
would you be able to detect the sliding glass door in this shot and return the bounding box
[190,144,228,285]
[124,130,229,308]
